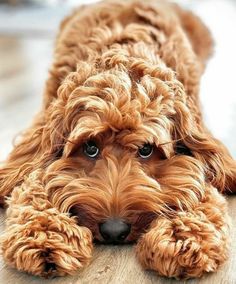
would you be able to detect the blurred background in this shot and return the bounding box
[0,0,236,160]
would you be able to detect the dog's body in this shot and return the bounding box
[0,0,236,279]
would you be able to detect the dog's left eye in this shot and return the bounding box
[138,143,153,158]
[83,141,99,158]
[175,142,192,156]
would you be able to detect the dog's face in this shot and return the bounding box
[43,55,205,244]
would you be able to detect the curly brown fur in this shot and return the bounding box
[0,0,235,279]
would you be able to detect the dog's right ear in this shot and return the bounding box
[172,90,236,194]
[173,4,214,67]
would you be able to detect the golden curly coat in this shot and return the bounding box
[0,0,235,279]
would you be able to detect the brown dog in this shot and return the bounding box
[0,0,235,279]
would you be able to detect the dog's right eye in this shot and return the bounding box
[83,140,100,158]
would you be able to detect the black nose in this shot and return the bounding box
[99,219,131,244]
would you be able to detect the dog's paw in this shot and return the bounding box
[136,214,229,279]
[0,208,93,277]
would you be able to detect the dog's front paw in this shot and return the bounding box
[1,208,93,277]
[136,214,229,279]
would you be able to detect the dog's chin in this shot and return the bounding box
[69,204,157,244]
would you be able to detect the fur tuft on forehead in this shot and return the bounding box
[56,52,188,158]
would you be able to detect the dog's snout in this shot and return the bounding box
[99,219,131,244]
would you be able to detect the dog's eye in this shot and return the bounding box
[83,141,99,158]
[175,142,192,156]
[138,143,153,158]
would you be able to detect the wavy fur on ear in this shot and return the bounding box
[0,115,44,205]
[172,92,236,193]
[184,131,236,194]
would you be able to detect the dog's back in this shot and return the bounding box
[45,0,213,110]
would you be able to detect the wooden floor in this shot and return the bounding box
[0,1,236,283]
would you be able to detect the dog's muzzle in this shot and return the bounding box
[99,218,131,244]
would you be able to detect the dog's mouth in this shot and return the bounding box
[69,205,157,244]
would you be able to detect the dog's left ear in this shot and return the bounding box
[173,97,236,194]
[173,4,213,68]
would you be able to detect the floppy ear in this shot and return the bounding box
[0,107,68,206]
[0,114,45,205]
[183,130,236,194]
[173,4,214,67]
[173,96,236,194]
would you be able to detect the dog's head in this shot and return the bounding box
[41,46,209,244]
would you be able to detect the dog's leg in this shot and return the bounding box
[136,186,230,279]
[0,170,93,277]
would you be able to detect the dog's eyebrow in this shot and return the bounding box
[63,120,109,156]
